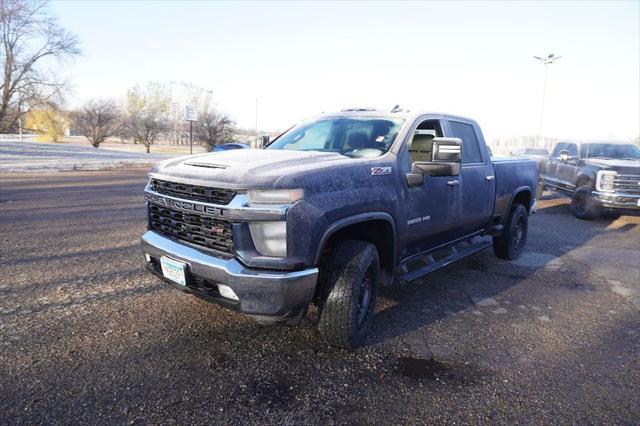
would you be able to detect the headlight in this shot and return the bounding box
[247,189,304,206]
[249,221,287,257]
[596,171,617,192]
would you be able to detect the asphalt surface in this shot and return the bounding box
[1,170,639,424]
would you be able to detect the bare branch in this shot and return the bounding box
[74,98,121,148]
[0,0,80,132]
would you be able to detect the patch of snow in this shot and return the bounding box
[0,140,175,173]
[471,296,499,306]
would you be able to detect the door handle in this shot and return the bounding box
[447,179,459,186]
[485,175,495,182]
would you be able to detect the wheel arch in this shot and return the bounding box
[314,212,397,279]
[575,173,595,188]
[502,186,533,220]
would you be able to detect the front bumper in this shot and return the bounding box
[592,191,640,210]
[141,231,318,322]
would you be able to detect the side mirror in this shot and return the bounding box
[558,150,569,162]
[411,137,462,179]
[405,137,462,187]
[260,134,270,148]
[432,137,462,163]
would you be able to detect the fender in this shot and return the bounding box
[502,186,533,223]
[313,212,397,265]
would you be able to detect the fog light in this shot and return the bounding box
[218,284,239,300]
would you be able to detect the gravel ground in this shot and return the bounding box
[1,170,639,424]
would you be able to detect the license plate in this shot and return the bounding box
[160,256,187,286]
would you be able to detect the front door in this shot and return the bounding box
[556,142,578,191]
[544,142,567,190]
[399,119,459,257]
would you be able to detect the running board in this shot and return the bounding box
[398,236,492,283]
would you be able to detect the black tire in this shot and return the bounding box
[493,203,528,260]
[318,240,379,349]
[571,185,599,220]
[601,209,621,219]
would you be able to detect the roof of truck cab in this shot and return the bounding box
[315,109,477,123]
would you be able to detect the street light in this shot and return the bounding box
[534,53,561,149]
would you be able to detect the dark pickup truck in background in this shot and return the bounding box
[141,109,537,348]
[539,141,640,219]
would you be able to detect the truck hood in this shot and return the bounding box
[585,158,640,174]
[151,149,358,189]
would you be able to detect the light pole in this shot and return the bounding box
[534,53,560,149]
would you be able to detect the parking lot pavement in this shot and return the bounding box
[1,170,638,424]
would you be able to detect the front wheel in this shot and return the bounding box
[318,240,379,349]
[571,185,599,220]
[493,203,528,260]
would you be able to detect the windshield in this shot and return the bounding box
[581,143,640,160]
[267,117,405,158]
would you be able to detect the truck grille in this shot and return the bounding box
[151,179,237,205]
[148,203,234,257]
[613,174,640,195]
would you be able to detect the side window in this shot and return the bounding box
[408,119,443,164]
[566,143,578,157]
[449,121,482,164]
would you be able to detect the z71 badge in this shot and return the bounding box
[371,166,392,176]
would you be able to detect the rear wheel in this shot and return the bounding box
[571,185,599,220]
[493,204,528,260]
[318,240,379,349]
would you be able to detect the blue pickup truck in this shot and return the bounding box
[141,109,537,348]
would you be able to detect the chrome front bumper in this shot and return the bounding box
[141,231,318,320]
[592,191,640,209]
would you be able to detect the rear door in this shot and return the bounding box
[445,119,496,237]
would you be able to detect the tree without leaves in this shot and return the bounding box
[0,0,80,132]
[194,91,235,149]
[198,109,235,149]
[123,83,170,153]
[74,99,120,148]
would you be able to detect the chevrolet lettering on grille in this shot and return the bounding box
[144,193,225,218]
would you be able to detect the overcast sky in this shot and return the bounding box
[52,0,639,141]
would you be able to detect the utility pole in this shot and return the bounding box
[533,53,561,150]
[255,97,259,148]
[189,120,193,154]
